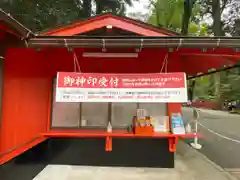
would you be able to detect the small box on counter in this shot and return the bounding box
[136,108,147,120]
[151,116,170,133]
[132,114,154,134]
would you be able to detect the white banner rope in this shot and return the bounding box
[189,108,240,144]
[186,108,240,149]
[198,121,240,144]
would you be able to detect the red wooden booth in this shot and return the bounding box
[1,13,240,170]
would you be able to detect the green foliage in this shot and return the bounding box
[0,0,85,32]
[188,23,208,36]
[0,0,135,32]
[219,69,240,101]
[148,0,184,32]
[148,0,204,34]
[95,0,134,15]
[192,68,240,103]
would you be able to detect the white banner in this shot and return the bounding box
[56,88,187,103]
[56,72,188,103]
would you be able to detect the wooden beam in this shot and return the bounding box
[28,36,240,49]
[0,9,34,38]
[180,53,240,59]
[187,64,240,79]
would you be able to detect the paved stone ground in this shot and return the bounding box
[31,107,240,180]
[224,169,240,180]
[33,141,237,180]
[33,161,191,180]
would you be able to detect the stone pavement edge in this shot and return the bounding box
[177,140,239,180]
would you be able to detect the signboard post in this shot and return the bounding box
[55,72,188,103]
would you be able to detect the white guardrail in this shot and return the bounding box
[185,108,240,150]
[185,108,202,149]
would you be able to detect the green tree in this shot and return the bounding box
[196,0,240,36]
[83,0,92,18]
[0,0,136,32]
[95,0,134,15]
[0,0,84,31]
[182,0,196,35]
[187,0,240,106]
[148,0,184,33]
[215,68,240,104]
[148,0,203,34]
[148,0,208,101]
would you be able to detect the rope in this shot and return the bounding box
[217,38,221,47]
[102,39,106,52]
[213,38,221,51]
[73,50,81,73]
[189,108,240,144]
[139,38,143,52]
[176,38,183,51]
[64,39,69,50]
[198,122,240,144]
[165,54,168,73]
[21,31,31,40]
[160,53,169,73]
[24,40,28,48]
[64,39,81,72]
[73,53,77,72]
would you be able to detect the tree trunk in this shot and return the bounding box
[181,0,190,35]
[95,0,103,15]
[188,79,196,101]
[236,19,240,36]
[181,0,195,35]
[211,0,223,108]
[235,19,240,52]
[211,0,222,36]
[83,0,92,18]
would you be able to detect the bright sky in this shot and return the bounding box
[126,0,149,14]
[126,0,212,24]
[126,0,234,24]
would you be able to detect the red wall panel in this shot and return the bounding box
[0,48,52,164]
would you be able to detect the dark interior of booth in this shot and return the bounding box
[77,27,141,36]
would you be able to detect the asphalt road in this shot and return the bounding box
[182,108,240,170]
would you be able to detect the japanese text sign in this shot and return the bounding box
[55,72,188,103]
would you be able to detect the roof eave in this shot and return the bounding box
[28,36,240,49]
[0,8,35,39]
[41,13,179,37]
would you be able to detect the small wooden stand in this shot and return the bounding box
[132,116,154,135]
[134,126,154,134]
